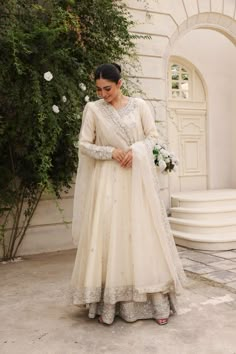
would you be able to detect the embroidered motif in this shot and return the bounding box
[96,98,137,146]
[69,288,177,324]
[69,281,176,306]
[116,97,135,117]
[80,144,113,160]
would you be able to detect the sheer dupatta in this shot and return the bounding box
[131,141,186,294]
[72,104,96,247]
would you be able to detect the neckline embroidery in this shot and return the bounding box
[104,97,135,118]
[95,98,136,146]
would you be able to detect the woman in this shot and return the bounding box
[70,63,186,325]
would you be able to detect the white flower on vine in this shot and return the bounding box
[44,71,53,81]
[52,105,60,113]
[84,95,90,102]
[62,96,67,103]
[79,83,86,91]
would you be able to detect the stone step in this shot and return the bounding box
[169,217,236,234]
[173,230,236,251]
[170,206,236,220]
[171,189,236,208]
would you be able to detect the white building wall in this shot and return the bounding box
[18,189,74,256]
[18,0,236,255]
[171,29,236,189]
[233,91,236,188]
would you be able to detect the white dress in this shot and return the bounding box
[70,97,186,324]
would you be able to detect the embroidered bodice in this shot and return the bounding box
[79,97,158,160]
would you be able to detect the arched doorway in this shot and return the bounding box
[167,57,207,194]
[166,28,236,195]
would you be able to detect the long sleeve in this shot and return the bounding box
[140,99,158,149]
[79,103,114,160]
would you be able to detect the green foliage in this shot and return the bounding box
[0,0,138,260]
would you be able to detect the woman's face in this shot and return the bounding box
[96,78,122,103]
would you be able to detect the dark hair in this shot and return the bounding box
[94,63,121,84]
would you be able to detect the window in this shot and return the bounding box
[171,64,190,99]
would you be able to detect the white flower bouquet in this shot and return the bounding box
[153,144,179,173]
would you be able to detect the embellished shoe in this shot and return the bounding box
[156,318,168,325]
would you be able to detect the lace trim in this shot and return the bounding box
[71,293,177,325]
[95,99,136,146]
[80,143,113,160]
[69,281,176,306]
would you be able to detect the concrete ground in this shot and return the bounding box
[1,249,236,354]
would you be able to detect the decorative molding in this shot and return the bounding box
[138,54,163,59]
[180,136,206,176]
[129,30,170,39]
[197,0,200,14]
[182,0,189,18]
[132,31,172,42]
[175,109,206,115]
[181,121,202,134]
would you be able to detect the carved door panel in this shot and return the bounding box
[168,58,207,192]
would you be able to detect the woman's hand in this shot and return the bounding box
[120,150,133,168]
[112,148,126,163]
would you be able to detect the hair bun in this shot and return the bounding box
[112,63,121,73]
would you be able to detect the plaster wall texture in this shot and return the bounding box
[233,93,236,187]
[17,0,236,255]
[17,189,75,256]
